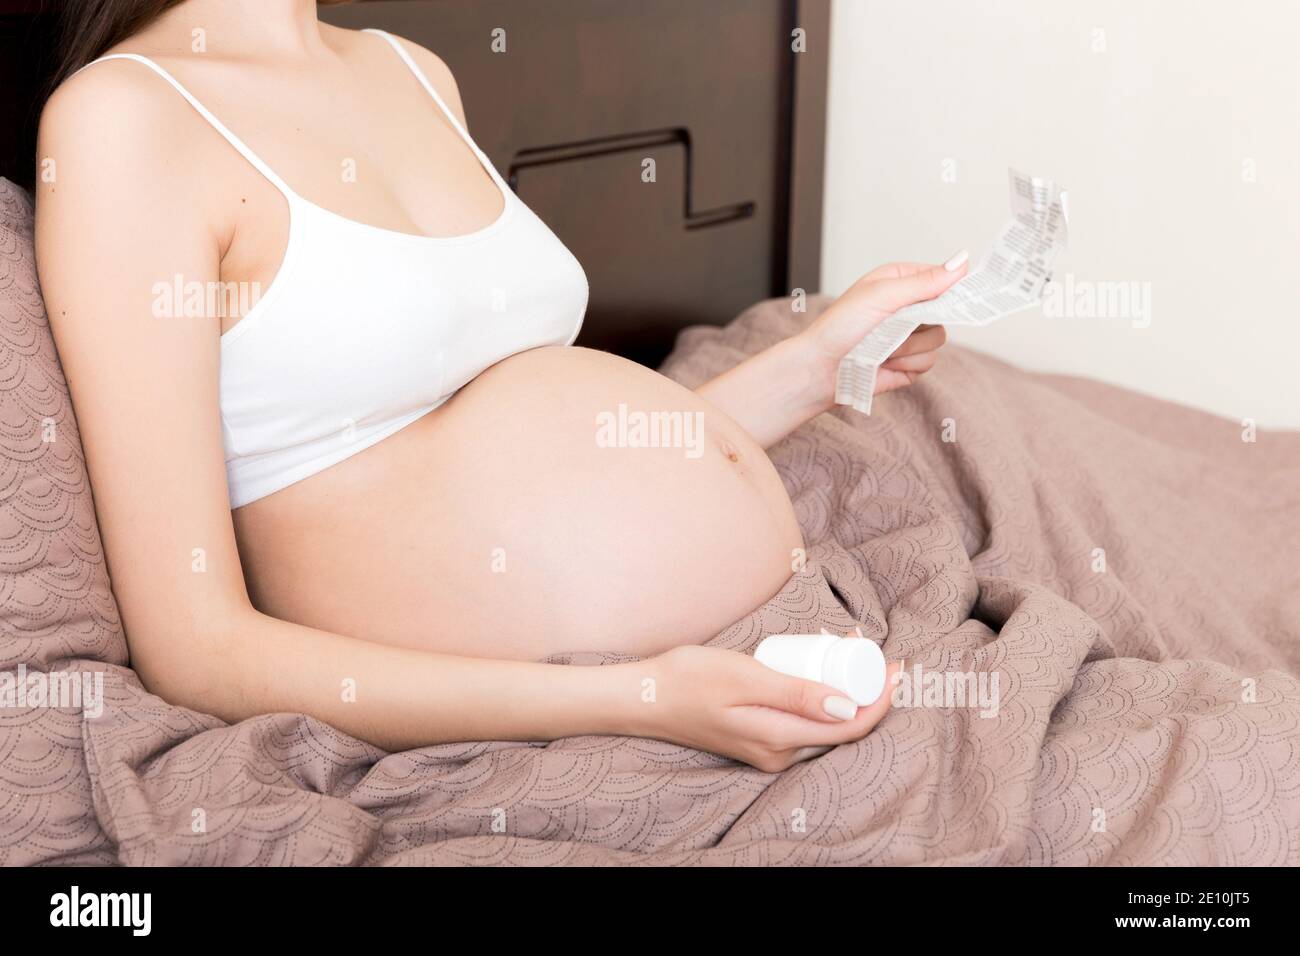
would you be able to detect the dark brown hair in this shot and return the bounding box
[50,1,183,93]
[49,0,353,93]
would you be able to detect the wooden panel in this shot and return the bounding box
[514,137,763,358]
[788,0,831,296]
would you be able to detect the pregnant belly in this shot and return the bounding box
[232,347,803,660]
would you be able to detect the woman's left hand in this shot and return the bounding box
[696,254,969,448]
[800,256,968,398]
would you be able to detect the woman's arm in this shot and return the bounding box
[697,258,968,447]
[34,65,896,770]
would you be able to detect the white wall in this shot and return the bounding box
[822,0,1299,428]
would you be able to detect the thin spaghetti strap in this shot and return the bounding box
[362,29,492,164]
[73,54,298,202]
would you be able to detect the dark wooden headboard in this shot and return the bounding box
[0,0,828,365]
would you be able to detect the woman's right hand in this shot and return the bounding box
[634,644,899,772]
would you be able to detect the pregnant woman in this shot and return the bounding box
[36,0,966,771]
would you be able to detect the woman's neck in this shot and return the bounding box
[154,0,330,59]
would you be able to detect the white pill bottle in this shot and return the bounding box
[754,632,888,706]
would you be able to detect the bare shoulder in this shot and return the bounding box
[399,39,470,126]
[37,59,215,238]
[35,55,219,260]
[40,55,188,150]
[332,24,468,125]
[393,36,461,97]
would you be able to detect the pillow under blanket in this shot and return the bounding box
[0,177,125,864]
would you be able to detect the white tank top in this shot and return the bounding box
[81,29,588,508]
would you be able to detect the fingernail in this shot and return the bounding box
[823,695,858,720]
[943,249,969,272]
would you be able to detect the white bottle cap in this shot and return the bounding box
[823,638,887,706]
[754,634,887,707]
[753,633,839,683]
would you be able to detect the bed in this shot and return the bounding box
[2,0,1299,866]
